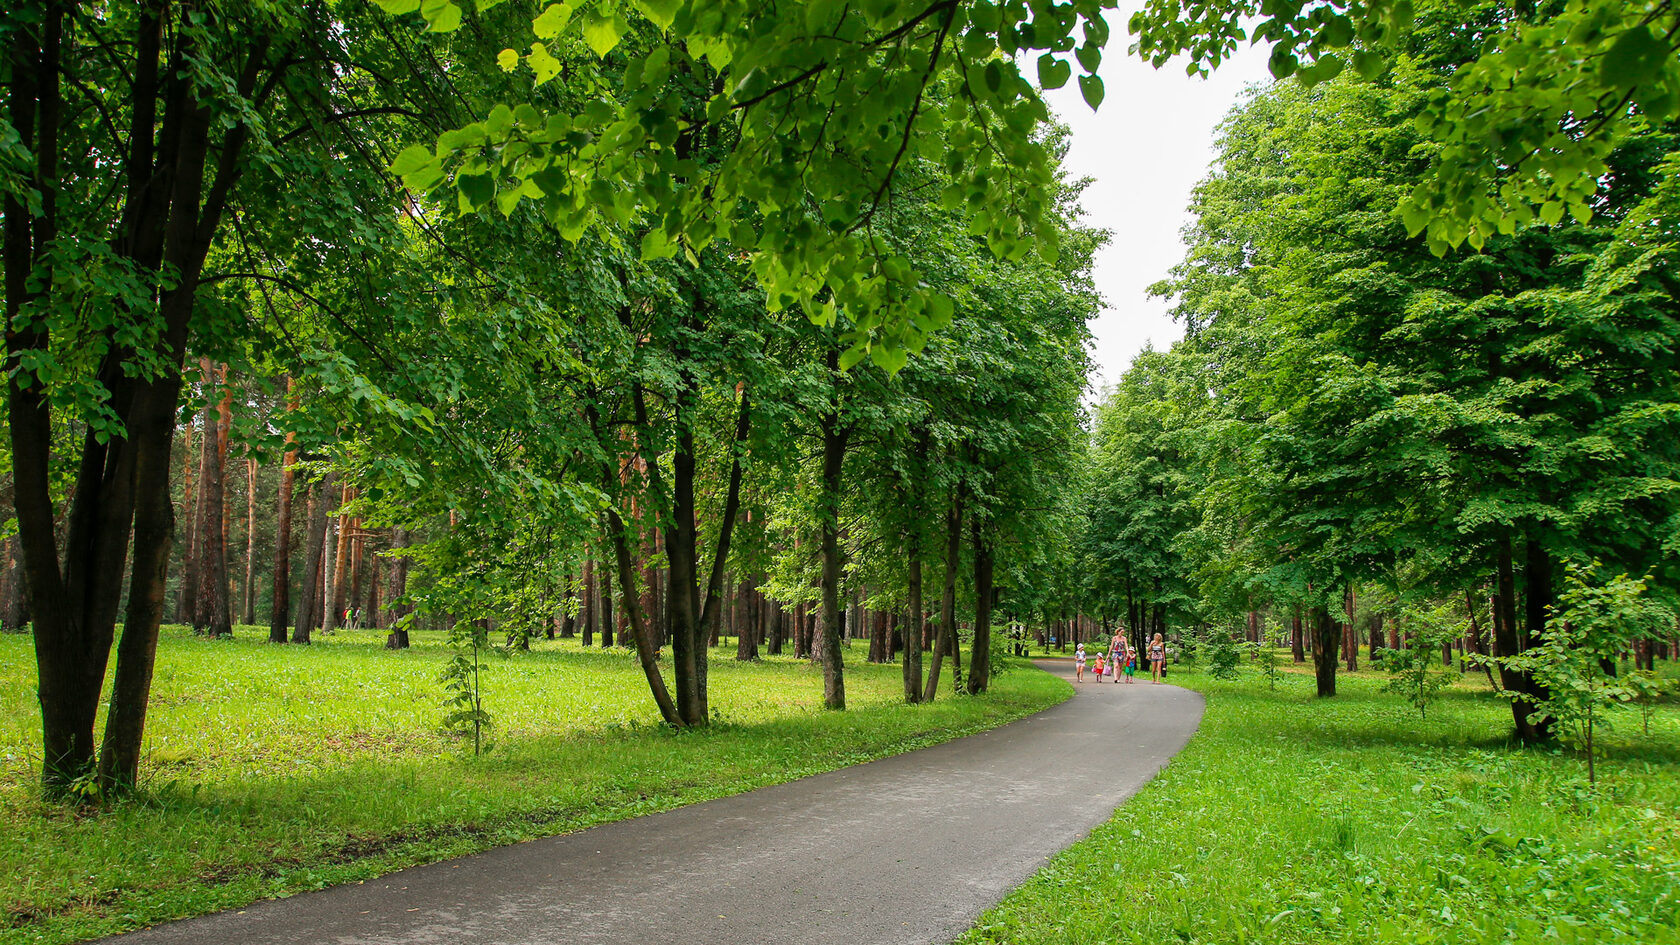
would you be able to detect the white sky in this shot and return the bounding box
[1044,34,1273,399]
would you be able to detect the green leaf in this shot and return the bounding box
[1268,46,1298,80]
[637,0,680,30]
[496,48,520,72]
[870,344,909,375]
[533,3,572,39]
[838,344,869,371]
[529,42,562,85]
[390,144,434,178]
[1078,74,1104,109]
[1075,42,1101,74]
[1352,49,1385,80]
[1037,54,1072,90]
[420,0,462,32]
[1601,25,1668,88]
[373,0,422,13]
[582,11,622,57]
[458,172,495,209]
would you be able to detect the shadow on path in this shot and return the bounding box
[103,661,1202,945]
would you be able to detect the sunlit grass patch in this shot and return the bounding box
[0,626,1067,944]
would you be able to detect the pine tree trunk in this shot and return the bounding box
[174,418,197,623]
[196,366,233,637]
[268,378,298,643]
[325,485,352,632]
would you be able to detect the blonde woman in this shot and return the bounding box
[1149,633,1166,684]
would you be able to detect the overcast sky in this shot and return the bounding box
[1042,34,1273,399]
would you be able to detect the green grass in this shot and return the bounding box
[0,626,1068,945]
[962,656,1680,945]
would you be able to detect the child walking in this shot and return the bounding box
[1074,643,1086,682]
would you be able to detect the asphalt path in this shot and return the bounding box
[102,659,1203,945]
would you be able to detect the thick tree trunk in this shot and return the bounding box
[292,473,335,644]
[967,524,995,695]
[599,555,615,648]
[767,604,785,655]
[923,495,963,702]
[736,579,760,661]
[268,379,297,643]
[1311,601,1339,697]
[1493,535,1546,742]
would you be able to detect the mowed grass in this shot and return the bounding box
[962,656,1680,945]
[0,626,1069,945]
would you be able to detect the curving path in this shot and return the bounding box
[102,660,1202,945]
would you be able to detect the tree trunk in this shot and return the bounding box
[1342,585,1357,672]
[196,363,233,637]
[1290,607,1305,663]
[582,559,596,647]
[1311,601,1339,697]
[816,403,849,710]
[292,472,335,644]
[174,416,198,623]
[923,494,963,702]
[904,548,923,703]
[268,379,298,643]
[967,523,995,695]
[325,485,352,632]
[736,579,760,661]
[1522,537,1556,738]
[1493,535,1546,742]
[240,456,258,625]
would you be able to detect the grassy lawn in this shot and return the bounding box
[962,656,1680,945]
[0,626,1068,945]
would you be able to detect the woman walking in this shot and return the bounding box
[1149,633,1166,684]
[1108,631,1124,684]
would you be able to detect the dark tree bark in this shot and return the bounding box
[1311,601,1339,697]
[581,559,596,647]
[268,378,298,643]
[9,9,273,793]
[1493,535,1547,742]
[1342,585,1357,672]
[967,522,995,695]
[900,538,927,699]
[185,383,213,628]
[736,579,760,661]
[815,401,849,710]
[1290,607,1305,663]
[923,493,963,701]
[599,555,615,648]
[292,472,335,644]
[767,603,785,655]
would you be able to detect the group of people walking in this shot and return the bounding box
[1073,631,1167,684]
